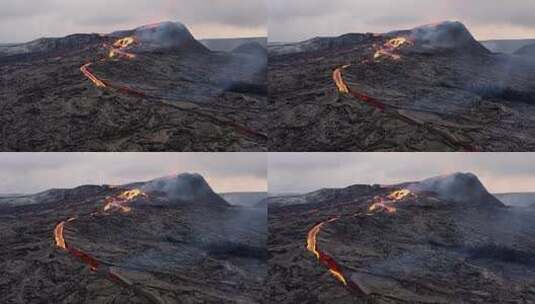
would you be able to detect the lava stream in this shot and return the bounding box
[54,217,101,272]
[79,36,265,141]
[103,188,146,213]
[307,218,349,286]
[333,65,386,110]
[373,37,413,61]
[306,189,414,293]
[80,63,107,88]
[332,60,478,151]
[52,189,163,303]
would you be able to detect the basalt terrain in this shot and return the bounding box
[268,21,535,151]
[265,173,535,303]
[0,173,267,304]
[0,21,267,151]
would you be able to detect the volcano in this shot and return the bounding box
[268,21,535,151]
[0,21,267,152]
[266,173,535,303]
[0,173,267,303]
[405,172,504,207]
[110,21,209,53]
[140,173,230,206]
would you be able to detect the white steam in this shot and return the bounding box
[407,21,479,50]
[141,173,214,202]
[407,172,499,205]
[133,21,198,50]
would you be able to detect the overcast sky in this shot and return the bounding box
[269,0,535,42]
[0,153,267,194]
[269,153,535,194]
[0,0,266,43]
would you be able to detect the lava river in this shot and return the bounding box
[306,189,414,295]
[52,189,163,304]
[79,36,266,141]
[331,37,477,151]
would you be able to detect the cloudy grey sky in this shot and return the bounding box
[0,0,266,43]
[0,153,267,194]
[269,0,535,42]
[269,153,535,194]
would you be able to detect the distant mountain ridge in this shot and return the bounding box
[0,173,230,208]
[481,39,535,54]
[220,192,268,207]
[200,37,267,52]
[494,192,535,207]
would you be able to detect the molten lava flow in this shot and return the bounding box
[306,189,417,290]
[113,37,136,49]
[109,37,137,59]
[78,35,265,141]
[368,196,397,214]
[373,37,413,61]
[70,247,100,272]
[54,217,76,250]
[332,65,387,110]
[103,188,147,213]
[80,63,107,88]
[54,221,67,250]
[387,189,411,201]
[333,65,351,94]
[307,222,326,259]
[368,189,413,214]
[307,217,348,286]
[109,49,136,59]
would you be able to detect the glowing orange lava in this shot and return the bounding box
[307,189,415,289]
[332,65,387,110]
[374,37,413,61]
[109,37,137,59]
[54,217,76,250]
[333,65,351,94]
[80,63,106,88]
[368,189,413,214]
[103,189,146,213]
[307,217,348,285]
[113,37,136,49]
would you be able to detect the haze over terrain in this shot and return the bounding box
[268,153,535,194]
[0,153,267,194]
[269,0,535,42]
[0,0,266,43]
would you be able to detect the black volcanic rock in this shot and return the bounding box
[0,185,108,207]
[268,33,372,55]
[0,174,265,303]
[0,33,105,56]
[269,21,535,152]
[267,184,377,208]
[0,21,266,151]
[266,175,535,304]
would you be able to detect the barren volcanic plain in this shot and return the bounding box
[0,22,267,151]
[268,21,535,151]
[265,173,535,303]
[0,173,267,303]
